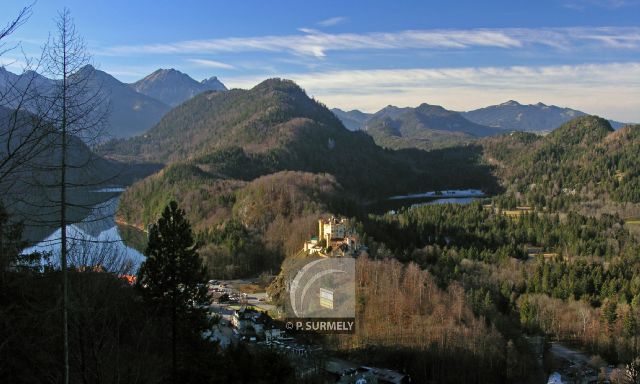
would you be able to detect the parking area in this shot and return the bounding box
[207,278,277,314]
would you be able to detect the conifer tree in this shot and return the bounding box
[137,201,209,383]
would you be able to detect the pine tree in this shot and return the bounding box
[624,310,638,338]
[137,201,210,383]
[601,299,618,333]
[624,309,638,355]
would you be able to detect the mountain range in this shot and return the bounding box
[462,100,626,131]
[7,72,640,273]
[4,63,631,146]
[361,103,505,150]
[75,65,172,139]
[332,100,629,139]
[0,66,227,139]
[100,78,497,198]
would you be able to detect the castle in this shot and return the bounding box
[303,216,359,256]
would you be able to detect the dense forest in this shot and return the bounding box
[9,81,640,382]
[118,170,352,278]
[8,100,640,383]
[349,201,640,368]
[343,256,541,383]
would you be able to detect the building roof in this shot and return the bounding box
[235,307,272,325]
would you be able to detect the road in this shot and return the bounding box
[549,342,592,365]
[244,292,277,313]
[548,342,615,383]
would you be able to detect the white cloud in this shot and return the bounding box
[101,27,640,59]
[317,16,348,27]
[224,62,640,122]
[186,58,235,70]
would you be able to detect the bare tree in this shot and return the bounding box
[32,9,108,384]
[0,6,159,384]
[0,3,52,190]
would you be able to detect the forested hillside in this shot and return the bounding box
[345,201,640,373]
[481,116,640,210]
[105,83,640,382]
[118,169,353,277]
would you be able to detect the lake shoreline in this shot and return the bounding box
[366,189,489,215]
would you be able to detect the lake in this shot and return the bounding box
[367,189,487,214]
[22,189,145,272]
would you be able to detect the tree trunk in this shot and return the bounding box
[172,288,177,384]
[60,24,69,384]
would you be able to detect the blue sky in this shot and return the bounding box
[1,0,640,121]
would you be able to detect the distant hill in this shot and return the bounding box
[332,101,630,137]
[330,108,371,131]
[330,105,410,132]
[368,105,412,121]
[131,68,227,107]
[363,103,504,150]
[464,100,627,132]
[481,115,640,205]
[0,67,56,103]
[0,65,231,139]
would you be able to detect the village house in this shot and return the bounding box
[232,307,279,340]
[264,326,282,342]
